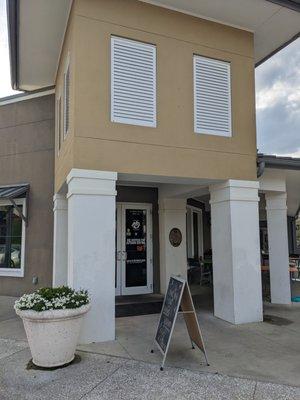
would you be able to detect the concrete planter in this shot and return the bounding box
[16,304,91,368]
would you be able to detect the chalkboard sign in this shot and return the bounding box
[153,276,209,370]
[155,276,185,353]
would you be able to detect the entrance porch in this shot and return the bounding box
[53,169,270,344]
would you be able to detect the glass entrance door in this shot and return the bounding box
[116,203,153,295]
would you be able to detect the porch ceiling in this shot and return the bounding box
[141,0,300,66]
[7,0,300,91]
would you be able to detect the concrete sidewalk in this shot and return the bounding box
[0,295,299,399]
[0,340,299,400]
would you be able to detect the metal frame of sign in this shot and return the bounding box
[152,275,209,370]
[181,281,209,366]
[153,275,185,370]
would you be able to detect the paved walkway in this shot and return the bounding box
[0,295,299,399]
[0,340,299,400]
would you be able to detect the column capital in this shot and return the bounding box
[209,179,259,205]
[67,169,117,198]
[265,192,287,211]
[53,193,67,212]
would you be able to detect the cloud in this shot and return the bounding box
[256,38,300,156]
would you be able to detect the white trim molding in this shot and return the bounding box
[0,89,55,106]
[265,192,287,211]
[210,180,259,204]
[67,169,117,198]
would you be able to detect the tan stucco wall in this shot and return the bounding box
[55,7,75,193]
[0,95,54,296]
[55,0,257,191]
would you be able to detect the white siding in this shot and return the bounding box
[111,36,156,127]
[194,55,232,137]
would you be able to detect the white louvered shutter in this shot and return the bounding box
[63,63,70,136]
[194,55,232,137]
[111,36,156,127]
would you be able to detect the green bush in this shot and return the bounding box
[14,286,90,312]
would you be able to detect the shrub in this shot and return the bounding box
[14,286,90,312]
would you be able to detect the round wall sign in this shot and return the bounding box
[169,228,182,247]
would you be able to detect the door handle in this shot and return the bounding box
[116,251,122,261]
[122,251,127,260]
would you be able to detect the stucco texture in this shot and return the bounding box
[0,95,55,296]
[55,0,257,192]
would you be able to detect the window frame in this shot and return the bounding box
[63,56,70,138]
[0,198,26,277]
[111,36,157,128]
[193,54,232,137]
[186,205,204,259]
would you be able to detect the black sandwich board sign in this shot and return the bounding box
[152,276,209,370]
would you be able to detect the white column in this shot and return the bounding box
[210,180,263,324]
[159,198,187,293]
[265,192,291,304]
[67,169,117,344]
[53,193,68,287]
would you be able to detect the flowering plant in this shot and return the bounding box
[14,286,90,312]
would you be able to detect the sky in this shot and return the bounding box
[256,38,300,157]
[0,0,299,157]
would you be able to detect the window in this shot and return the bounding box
[194,55,232,137]
[0,199,25,277]
[111,36,156,127]
[56,96,62,153]
[63,61,70,137]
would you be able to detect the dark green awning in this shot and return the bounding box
[0,184,29,199]
[0,184,29,225]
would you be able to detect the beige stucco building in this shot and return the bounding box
[3,0,300,343]
[0,93,55,296]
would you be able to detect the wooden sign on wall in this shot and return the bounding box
[152,276,209,370]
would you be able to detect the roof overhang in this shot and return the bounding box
[258,154,300,217]
[258,153,300,170]
[7,0,73,91]
[6,0,300,91]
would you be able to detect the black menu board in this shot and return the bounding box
[155,276,185,353]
